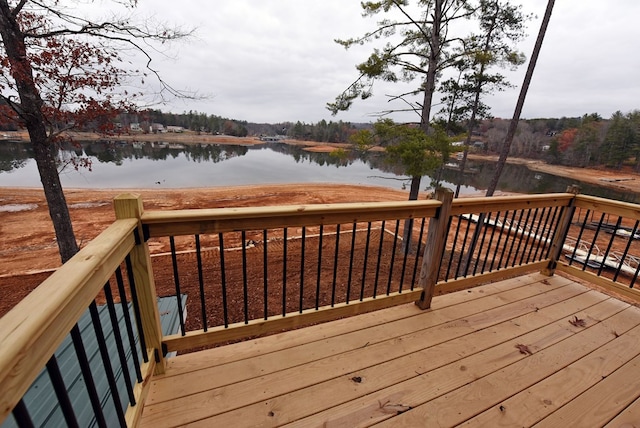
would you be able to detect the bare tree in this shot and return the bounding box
[0,0,191,262]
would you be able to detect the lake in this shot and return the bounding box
[0,140,637,202]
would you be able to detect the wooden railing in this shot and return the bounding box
[139,198,441,352]
[549,194,640,302]
[5,189,640,426]
[429,191,575,295]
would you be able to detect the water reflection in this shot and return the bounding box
[0,140,637,202]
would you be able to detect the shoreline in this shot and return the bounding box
[6,130,640,194]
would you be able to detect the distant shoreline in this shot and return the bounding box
[5,130,640,194]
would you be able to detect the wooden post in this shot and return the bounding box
[541,185,580,277]
[113,194,166,374]
[416,188,453,309]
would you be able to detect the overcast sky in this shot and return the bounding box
[131,0,640,124]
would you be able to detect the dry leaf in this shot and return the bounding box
[541,279,550,285]
[569,316,587,327]
[380,401,412,415]
[516,344,533,355]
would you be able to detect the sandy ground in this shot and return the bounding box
[0,183,415,276]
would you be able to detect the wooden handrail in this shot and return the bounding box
[575,194,640,220]
[0,218,138,423]
[141,200,441,237]
[449,193,574,216]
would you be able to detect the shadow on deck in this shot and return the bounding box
[141,273,640,427]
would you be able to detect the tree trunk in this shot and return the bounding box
[401,175,422,254]
[419,0,442,134]
[486,0,555,196]
[0,1,78,263]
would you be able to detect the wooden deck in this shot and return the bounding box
[139,273,640,427]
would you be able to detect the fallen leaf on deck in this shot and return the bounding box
[516,344,533,355]
[380,401,412,414]
[569,316,587,327]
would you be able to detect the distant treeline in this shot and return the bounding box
[4,105,639,170]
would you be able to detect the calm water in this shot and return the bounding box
[0,140,637,202]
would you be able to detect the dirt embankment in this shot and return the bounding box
[0,184,419,316]
[467,154,640,194]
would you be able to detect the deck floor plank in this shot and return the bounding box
[139,274,640,428]
[373,304,640,428]
[457,319,640,426]
[160,273,565,376]
[142,280,580,423]
[533,343,640,427]
[604,394,640,427]
[145,276,571,407]
[205,290,612,428]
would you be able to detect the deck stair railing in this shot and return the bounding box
[0,195,161,427]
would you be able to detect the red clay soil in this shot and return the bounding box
[0,184,417,320]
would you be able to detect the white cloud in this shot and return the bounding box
[131,0,640,123]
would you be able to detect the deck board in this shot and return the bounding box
[140,273,640,427]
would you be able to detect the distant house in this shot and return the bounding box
[151,123,166,133]
[166,126,184,133]
[129,123,142,133]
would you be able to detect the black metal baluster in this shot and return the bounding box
[282,228,287,316]
[542,206,561,259]
[263,229,269,319]
[569,209,591,267]
[114,267,142,382]
[70,324,107,428]
[614,220,639,282]
[46,356,79,428]
[583,212,606,271]
[386,220,401,294]
[445,215,463,280]
[219,233,229,327]
[331,224,341,307]
[316,225,324,310]
[169,236,186,335]
[518,208,537,265]
[299,226,306,313]
[510,209,530,267]
[360,222,372,301]
[12,399,34,428]
[598,216,622,276]
[89,302,126,426]
[373,220,386,298]
[483,211,500,273]
[408,217,428,291]
[103,281,135,405]
[241,231,249,323]
[531,207,550,262]
[195,235,208,331]
[506,210,525,268]
[410,217,427,290]
[498,211,518,270]
[455,215,473,278]
[124,256,147,362]
[346,223,357,303]
[398,221,412,292]
[472,212,492,276]
[526,208,546,263]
